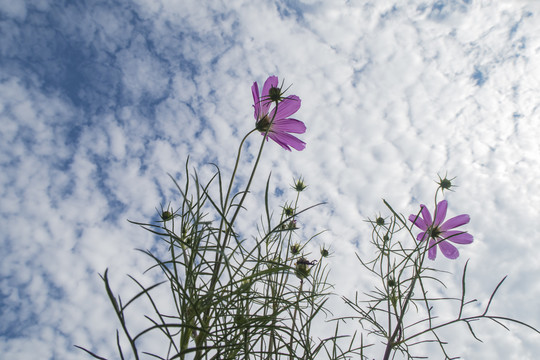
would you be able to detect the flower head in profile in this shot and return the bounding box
[409,200,473,260]
[252,76,306,151]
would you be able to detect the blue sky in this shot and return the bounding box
[1,0,540,359]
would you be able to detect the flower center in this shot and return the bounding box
[429,226,442,239]
[256,114,271,132]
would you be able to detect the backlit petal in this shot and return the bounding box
[272,95,301,119]
[428,239,437,260]
[270,132,306,151]
[409,213,427,231]
[440,214,470,231]
[443,230,473,244]
[434,200,447,226]
[420,205,432,229]
[438,240,459,259]
[261,76,278,114]
[272,118,306,134]
[267,133,291,151]
[416,231,428,242]
[251,82,261,119]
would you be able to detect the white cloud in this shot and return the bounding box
[0,0,28,20]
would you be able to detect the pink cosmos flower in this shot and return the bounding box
[409,200,473,260]
[252,76,306,151]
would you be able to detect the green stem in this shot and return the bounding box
[195,101,280,359]
[289,280,303,360]
[223,129,258,211]
[382,236,429,360]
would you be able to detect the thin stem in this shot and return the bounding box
[289,280,304,360]
[195,101,280,359]
[382,243,428,360]
[223,129,258,210]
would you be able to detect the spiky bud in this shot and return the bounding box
[161,211,173,221]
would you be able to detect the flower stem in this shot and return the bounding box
[289,280,303,360]
[195,103,280,359]
[382,244,428,360]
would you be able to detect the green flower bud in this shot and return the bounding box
[268,86,283,102]
[295,262,310,279]
[288,220,297,230]
[294,257,316,280]
[437,173,456,192]
[239,279,251,293]
[440,178,452,189]
[161,210,173,221]
[293,178,307,192]
[234,314,248,326]
[281,220,297,231]
[390,293,398,308]
[284,206,294,217]
[320,247,329,257]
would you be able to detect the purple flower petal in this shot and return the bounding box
[272,118,306,134]
[251,82,261,119]
[420,205,432,229]
[269,132,306,151]
[434,200,447,226]
[409,213,427,230]
[440,214,470,231]
[416,231,428,242]
[442,230,473,244]
[438,240,459,259]
[271,95,301,119]
[261,76,278,114]
[262,76,278,96]
[428,239,437,260]
[266,133,291,151]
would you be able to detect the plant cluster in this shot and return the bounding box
[78,76,539,360]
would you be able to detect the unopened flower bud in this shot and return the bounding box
[294,257,316,280]
[293,178,307,192]
[390,293,398,308]
[441,179,452,189]
[437,173,456,192]
[284,206,294,217]
[239,280,251,293]
[291,243,301,255]
[234,314,248,326]
[281,220,297,231]
[268,86,283,102]
[161,211,173,221]
[295,262,310,279]
[320,247,329,257]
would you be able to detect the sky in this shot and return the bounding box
[1,0,540,359]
